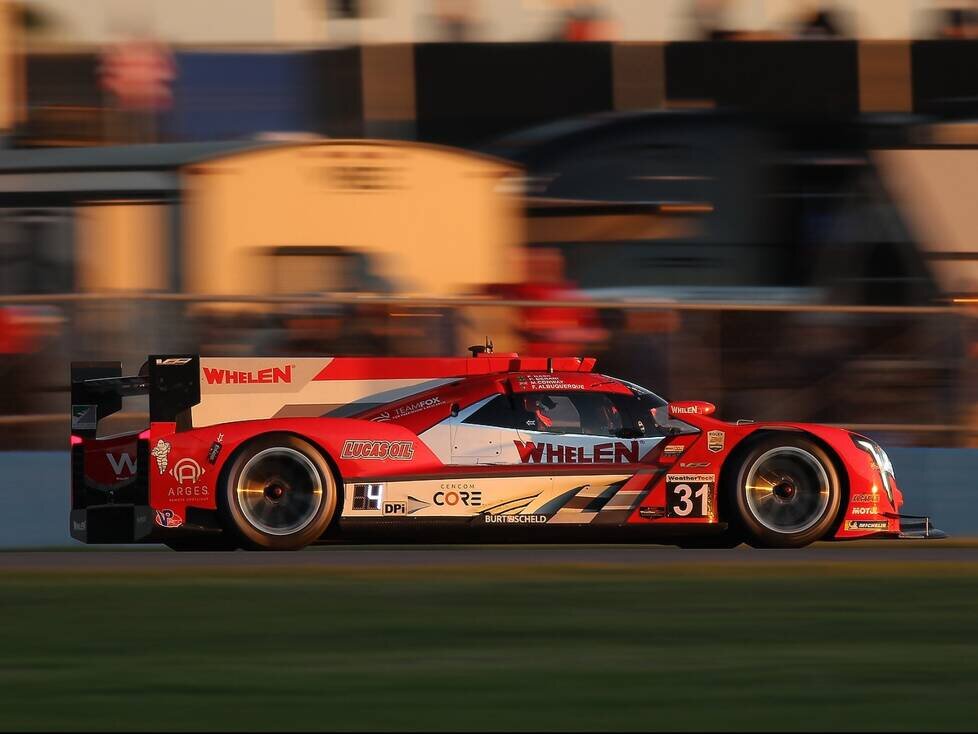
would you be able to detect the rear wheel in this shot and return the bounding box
[221,434,339,550]
[730,435,841,548]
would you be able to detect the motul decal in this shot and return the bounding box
[341,440,415,461]
[513,440,640,464]
[202,365,294,385]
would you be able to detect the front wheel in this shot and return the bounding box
[221,434,339,550]
[730,435,842,548]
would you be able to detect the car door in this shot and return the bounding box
[448,395,511,465]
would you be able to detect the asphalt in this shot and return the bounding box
[0,543,975,570]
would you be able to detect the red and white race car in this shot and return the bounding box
[69,350,942,550]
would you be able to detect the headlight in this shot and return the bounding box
[853,437,895,504]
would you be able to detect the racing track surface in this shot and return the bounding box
[1,542,973,569]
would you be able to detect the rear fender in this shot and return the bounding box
[145,417,442,523]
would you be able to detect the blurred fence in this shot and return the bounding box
[1,292,976,450]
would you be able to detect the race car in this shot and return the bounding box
[68,350,943,550]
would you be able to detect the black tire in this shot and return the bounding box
[221,433,339,551]
[728,434,842,549]
[164,535,238,552]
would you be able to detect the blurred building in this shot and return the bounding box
[9,0,937,44]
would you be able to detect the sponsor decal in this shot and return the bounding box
[667,473,717,483]
[846,520,889,531]
[163,456,209,502]
[638,506,667,519]
[207,433,224,465]
[851,493,877,503]
[483,514,548,524]
[105,451,136,480]
[155,357,193,366]
[666,474,715,518]
[680,461,711,468]
[671,406,701,415]
[707,430,725,453]
[372,397,443,422]
[202,364,294,385]
[171,457,205,484]
[851,506,879,516]
[663,444,686,456]
[151,439,171,474]
[72,519,86,532]
[514,440,640,464]
[167,486,209,500]
[341,440,415,461]
[71,404,97,431]
[383,502,406,516]
[154,509,183,528]
[434,490,482,507]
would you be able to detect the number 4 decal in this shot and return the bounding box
[666,474,714,518]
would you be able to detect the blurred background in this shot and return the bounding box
[3,0,978,450]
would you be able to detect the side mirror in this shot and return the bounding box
[668,401,716,419]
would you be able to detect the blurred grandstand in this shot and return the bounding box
[2,0,978,449]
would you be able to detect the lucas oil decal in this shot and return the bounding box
[514,440,641,464]
[341,440,415,461]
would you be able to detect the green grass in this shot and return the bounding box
[1,562,977,731]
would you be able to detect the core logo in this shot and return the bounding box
[203,365,294,385]
[105,451,136,479]
[434,490,482,507]
[341,440,415,461]
[170,458,205,484]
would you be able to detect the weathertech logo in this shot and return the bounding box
[341,440,415,461]
[203,365,293,385]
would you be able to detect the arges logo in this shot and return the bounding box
[167,457,209,502]
[170,458,205,484]
[341,440,415,461]
[203,365,293,385]
[154,509,183,528]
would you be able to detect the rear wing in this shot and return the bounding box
[70,356,201,436]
